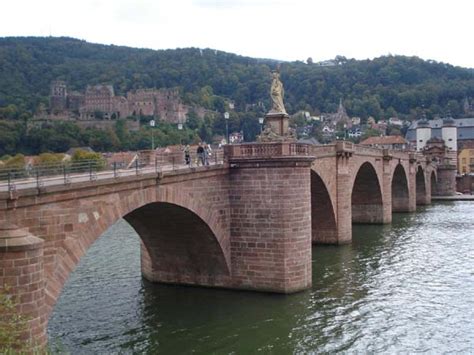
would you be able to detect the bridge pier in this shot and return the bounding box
[335,152,352,244]
[0,225,47,352]
[381,156,394,223]
[227,144,314,293]
[435,163,457,196]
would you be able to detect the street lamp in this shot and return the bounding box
[150,119,156,150]
[258,117,264,134]
[224,111,230,144]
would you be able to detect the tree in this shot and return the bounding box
[71,149,105,170]
[4,154,25,169]
[185,110,200,130]
[361,128,381,141]
[34,152,65,165]
[114,119,130,149]
[0,287,29,353]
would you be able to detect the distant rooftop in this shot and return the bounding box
[408,118,474,130]
[406,118,474,141]
[360,135,407,145]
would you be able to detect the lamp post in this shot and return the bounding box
[150,119,155,150]
[258,117,264,134]
[224,111,230,144]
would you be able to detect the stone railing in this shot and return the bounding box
[308,144,337,156]
[224,142,312,160]
[352,145,383,156]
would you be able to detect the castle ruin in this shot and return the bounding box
[48,81,196,124]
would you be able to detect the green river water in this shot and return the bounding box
[48,201,474,354]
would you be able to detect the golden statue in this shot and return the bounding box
[270,70,286,114]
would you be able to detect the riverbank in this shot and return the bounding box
[432,194,474,201]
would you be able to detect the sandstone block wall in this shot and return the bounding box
[229,159,313,293]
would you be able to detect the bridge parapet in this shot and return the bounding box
[335,141,355,156]
[352,144,383,157]
[308,144,337,157]
[224,142,312,160]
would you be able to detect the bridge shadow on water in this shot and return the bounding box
[48,205,459,354]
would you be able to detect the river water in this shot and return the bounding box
[48,201,474,354]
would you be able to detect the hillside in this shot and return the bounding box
[1,37,473,120]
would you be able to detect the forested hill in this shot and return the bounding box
[0,36,473,120]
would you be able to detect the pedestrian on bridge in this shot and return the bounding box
[184,145,191,166]
[196,143,205,166]
[204,143,212,165]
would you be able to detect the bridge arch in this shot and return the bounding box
[392,164,410,212]
[45,185,230,315]
[351,161,384,224]
[416,166,428,205]
[310,170,337,244]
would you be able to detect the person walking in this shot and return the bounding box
[196,142,205,166]
[204,143,212,166]
[184,144,190,166]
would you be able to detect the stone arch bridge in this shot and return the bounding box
[0,141,446,348]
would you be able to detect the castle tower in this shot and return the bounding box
[441,117,457,152]
[49,81,68,113]
[416,118,431,151]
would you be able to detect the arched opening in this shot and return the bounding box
[416,166,427,205]
[311,170,337,244]
[431,171,438,196]
[42,199,230,320]
[392,164,410,212]
[125,202,230,285]
[352,162,384,224]
[47,201,230,351]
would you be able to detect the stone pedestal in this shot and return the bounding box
[258,112,296,142]
[0,224,46,351]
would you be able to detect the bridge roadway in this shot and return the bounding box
[0,160,223,192]
[0,141,447,350]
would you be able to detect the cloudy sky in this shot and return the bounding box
[1,0,472,67]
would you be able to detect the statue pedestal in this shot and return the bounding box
[265,112,290,136]
[258,112,296,142]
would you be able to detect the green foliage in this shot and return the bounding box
[1,37,473,120]
[0,37,473,154]
[0,121,23,156]
[71,149,103,162]
[4,154,25,168]
[361,128,382,141]
[34,152,65,165]
[0,287,29,353]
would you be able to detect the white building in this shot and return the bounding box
[415,118,457,152]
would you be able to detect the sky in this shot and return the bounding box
[1,0,473,68]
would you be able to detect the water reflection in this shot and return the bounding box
[49,202,474,353]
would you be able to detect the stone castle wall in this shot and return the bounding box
[49,82,201,124]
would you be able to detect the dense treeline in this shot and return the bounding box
[0,119,210,157]
[1,37,473,120]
